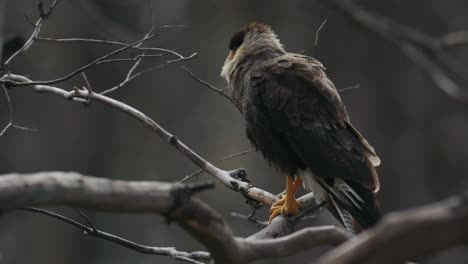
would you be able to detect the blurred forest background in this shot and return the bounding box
[1,0,468,263]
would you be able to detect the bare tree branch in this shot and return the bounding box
[0,2,343,263]
[7,32,157,87]
[231,208,268,227]
[98,14,156,96]
[19,207,209,264]
[0,74,279,207]
[181,67,231,102]
[317,191,468,264]
[439,31,468,48]
[0,172,241,263]
[314,18,328,58]
[0,172,188,211]
[0,84,38,136]
[179,148,255,183]
[0,172,347,264]
[3,0,61,66]
[242,225,351,262]
[323,0,468,103]
[338,84,360,93]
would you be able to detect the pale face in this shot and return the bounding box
[221,44,245,81]
[221,22,284,82]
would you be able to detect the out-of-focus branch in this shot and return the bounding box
[0,74,279,207]
[439,31,468,48]
[317,191,468,264]
[323,0,468,103]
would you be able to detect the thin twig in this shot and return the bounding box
[338,84,360,93]
[0,84,13,136]
[178,149,255,183]
[96,53,164,64]
[80,72,93,92]
[100,64,165,95]
[35,37,196,62]
[181,66,231,102]
[8,34,157,87]
[0,85,38,136]
[18,207,209,264]
[3,0,61,66]
[314,18,328,58]
[98,15,155,96]
[73,207,97,231]
[231,208,268,227]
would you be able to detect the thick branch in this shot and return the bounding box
[247,192,322,239]
[0,171,179,211]
[317,191,468,264]
[0,172,349,264]
[0,172,244,264]
[241,225,350,262]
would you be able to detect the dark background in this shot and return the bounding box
[1,0,468,263]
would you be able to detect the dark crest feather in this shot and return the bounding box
[228,22,272,50]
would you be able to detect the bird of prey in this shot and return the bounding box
[221,22,381,232]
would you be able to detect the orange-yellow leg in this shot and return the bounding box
[269,176,302,223]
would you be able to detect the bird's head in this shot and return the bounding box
[221,22,284,81]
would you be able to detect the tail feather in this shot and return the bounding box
[317,177,381,229]
[330,198,358,233]
[300,170,381,232]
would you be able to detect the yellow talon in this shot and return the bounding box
[269,176,302,223]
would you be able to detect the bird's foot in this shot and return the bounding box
[269,177,302,223]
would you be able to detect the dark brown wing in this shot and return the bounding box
[253,54,380,190]
[252,54,381,227]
